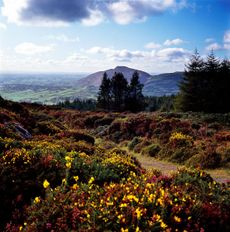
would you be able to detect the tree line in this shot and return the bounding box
[97,71,145,112]
[57,95,175,112]
[59,50,229,113]
[176,50,230,113]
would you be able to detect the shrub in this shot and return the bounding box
[57,131,95,145]
[169,148,193,163]
[94,117,114,127]
[8,169,230,232]
[128,137,140,150]
[133,138,151,153]
[0,141,67,229]
[141,143,161,157]
[84,115,104,128]
[169,132,193,147]
[199,149,222,169]
[35,121,61,135]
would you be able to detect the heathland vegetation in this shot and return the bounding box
[0,51,230,231]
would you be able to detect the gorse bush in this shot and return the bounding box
[7,169,230,232]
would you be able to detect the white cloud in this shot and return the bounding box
[86,46,147,61]
[145,42,161,49]
[1,0,68,27]
[156,47,190,61]
[81,9,105,26]
[64,53,88,63]
[107,1,138,25]
[86,45,190,64]
[0,22,7,29]
[107,0,182,25]
[205,38,214,43]
[1,0,185,27]
[224,31,230,43]
[1,0,27,25]
[47,34,80,43]
[15,42,54,55]
[164,38,184,46]
[205,42,222,51]
[1,45,191,73]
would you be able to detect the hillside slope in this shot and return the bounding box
[77,66,151,87]
[143,71,183,96]
[0,98,229,231]
[77,67,183,97]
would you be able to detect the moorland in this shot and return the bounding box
[0,96,229,231]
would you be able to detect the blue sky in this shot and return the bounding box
[0,0,229,74]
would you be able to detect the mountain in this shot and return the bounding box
[143,72,184,96]
[77,66,184,97]
[77,66,151,87]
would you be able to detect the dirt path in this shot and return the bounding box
[133,153,230,183]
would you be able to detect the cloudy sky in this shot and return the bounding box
[0,0,229,74]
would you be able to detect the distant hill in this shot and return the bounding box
[77,66,151,87]
[143,72,184,96]
[77,66,184,97]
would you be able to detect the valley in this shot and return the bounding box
[0,67,183,104]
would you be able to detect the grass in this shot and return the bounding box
[129,149,230,183]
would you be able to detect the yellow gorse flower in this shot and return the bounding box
[72,183,78,190]
[169,132,193,144]
[34,197,40,204]
[174,216,182,223]
[73,176,79,182]
[66,162,71,168]
[160,221,167,229]
[88,177,95,185]
[135,207,142,220]
[43,179,50,189]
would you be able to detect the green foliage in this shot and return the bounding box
[145,95,175,112]
[141,143,161,157]
[128,137,140,150]
[97,71,145,112]
[58,98,97,111]
[111,72,129,111]
[176,50,230,113]
[125,71,145,112]
[97,72,112,110]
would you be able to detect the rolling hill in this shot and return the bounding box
[77,66,152,87]
[77,66,184,97]
[143,72,183,96]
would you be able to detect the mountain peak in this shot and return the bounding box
[77,66,152,87]
[114,66,129,69]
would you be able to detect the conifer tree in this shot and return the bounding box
[97,72,111,110]
[176,50,230,112]
[126,71,145,112]
[176,49,205,111]
[202,51,221,112]
[111,72,128,111]
[218,59,230,112]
